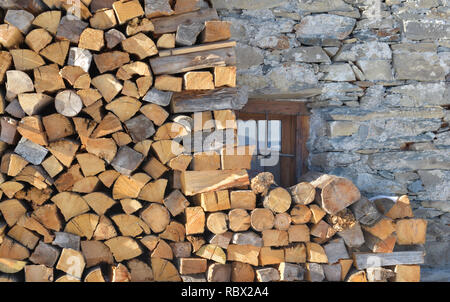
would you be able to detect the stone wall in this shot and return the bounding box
[213,0,450,275]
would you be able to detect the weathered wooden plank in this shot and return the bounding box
[150,47,235,75]
[171,86,248,114]
[353,251,425,270]
[159,40,236,57]
[152,8,218,34]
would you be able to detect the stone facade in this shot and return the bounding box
[214,0,450,278]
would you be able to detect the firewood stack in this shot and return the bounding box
[0,1,426,283]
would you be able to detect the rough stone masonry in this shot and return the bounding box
[213,0,450,279]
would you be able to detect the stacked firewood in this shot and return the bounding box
[0,1,426,282]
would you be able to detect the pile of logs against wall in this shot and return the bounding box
[0,1,426,282]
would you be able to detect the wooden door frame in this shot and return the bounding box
[236,99,310,185]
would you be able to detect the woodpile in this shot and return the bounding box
[0,1,426,283]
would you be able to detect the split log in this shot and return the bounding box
[25,264,53,282]
[362,218,396,241]
[231,262,255,282]
[214,66,236,88]
[51,192,89,221]
[1,153,28,176]
[279,262,305,281]
[350,196,383,226]
[309,204,326,224]
[121,33,157,60]
[128,259,154,282]
[90,8,117,30]
[191,151,220,170]
[201,21,231,43]
[290,205,312,224]
[126,17,154,36]
[193,190,230,212]
[94,51,130,73]
[0,236,30,260]
[259,247,285,266]
[221,145,255,170]
[92,215,117,241]
[288,225,310,243]
[7,225,39,250]
[207,263,231,282]
[323,238,349,264]
[25,28,52,53]
[65,213,100,240]
[0,258,26,274]
[394,265,420,282]
[262,230,289,247]
[185,206,205,235]
[40,41,70,66]
[10,48,45,71]
[0,24,24,49]
[305,263,325,282]
[17,93,52,117]
[284,244,306,263]
[164,190,189,216]
[53,232,80,250]
[337,222,365,248]
[311,220,337,243]
[160,221,186,242]
[364,232,397,253]
[339,259,354,281]
[104,236,142,262]
[256,267,280,282]
[140,203,170,233]
[395,219,427,245]
[0,199,27,226]
[175,21,204,47]
[149,239,172,259]
[56,248,86,278]
[230,190,256,210]
[105,28,126,48]
[209,231,232,249]
[32,204,62,231]
[112,214,150,237]
[140,104,169,126]
[151,257,181,282]
[157,33,175,49]
[109,263,131,282]
[84,267,106,282]
[195,244,226,264]
[78,28,104,50]
[80,240,114,268]
[226,244,260,266]
[6,70,34,101]
[32,10,61,35]
[170,242,192,258]
[112,0,144,24]
[372,195,414,220]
